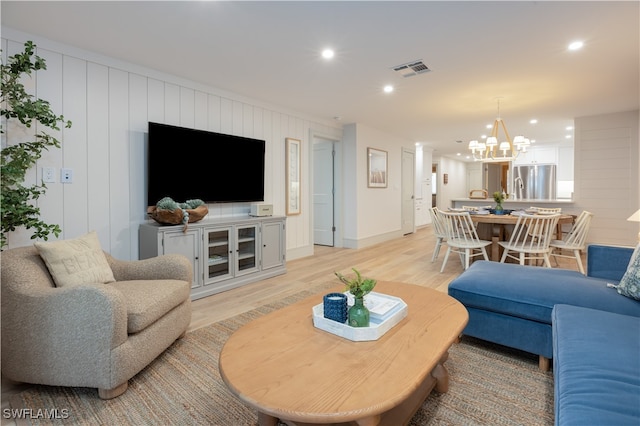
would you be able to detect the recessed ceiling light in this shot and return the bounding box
[383,85,394,93]
[568,41,584,51]
[486,124,493,129]
[322,49,335,59]
[566,135,572,139]
[530,119,538,124]
[566,126,574,131]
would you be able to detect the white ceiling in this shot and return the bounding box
[2,1,639,160]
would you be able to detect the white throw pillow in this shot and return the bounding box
[35,231,115,287]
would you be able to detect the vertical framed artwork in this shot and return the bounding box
[286,138,301,215]
[367,147,388,188]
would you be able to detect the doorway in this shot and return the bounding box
[313,138,335,246]
[401,148,415,235]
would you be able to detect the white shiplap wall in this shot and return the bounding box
[2,32,342,260]
[574,110,640,246]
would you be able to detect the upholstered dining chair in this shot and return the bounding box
[1,232,192,399]
[439,210,491,272]
[499,213,560,267]
[428,207,447,262]
[549,210,594,274]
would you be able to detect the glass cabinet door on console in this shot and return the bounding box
[235,225,259,277]
[206,227,233,284]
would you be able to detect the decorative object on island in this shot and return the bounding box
[493,191,505,214]
[367,147,388,188]
[285,137,301,216]
[334,268,377,327]
[147,197,208,231]
[322,293,348,323]
[467,98,530,162]
[1,41,72,249]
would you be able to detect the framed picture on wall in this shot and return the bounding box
[286,138,301,215]
[367,147,388,188]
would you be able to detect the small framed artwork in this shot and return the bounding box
[367,147,388,188]
[286,138,301,215]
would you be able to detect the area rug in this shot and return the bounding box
[9,287,554,425]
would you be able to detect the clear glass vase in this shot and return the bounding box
[348,297,370,327]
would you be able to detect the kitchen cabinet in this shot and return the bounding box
[514,147,557,165]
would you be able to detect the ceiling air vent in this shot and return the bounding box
[392,60,431,78]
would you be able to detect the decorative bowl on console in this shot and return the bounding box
[147,197,208,227]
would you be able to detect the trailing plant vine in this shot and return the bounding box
[1,41,72,249]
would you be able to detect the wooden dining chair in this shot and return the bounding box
[499,213,561,267]
[439,210,491,272]
[428,207,447,262]
[549,210,594,274]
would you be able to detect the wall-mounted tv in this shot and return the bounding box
[147,122,265,206]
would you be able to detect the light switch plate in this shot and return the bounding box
[42,167,56,183]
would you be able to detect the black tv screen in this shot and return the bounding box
[147,122,265,206]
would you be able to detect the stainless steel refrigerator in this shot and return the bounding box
[513,164,557,200]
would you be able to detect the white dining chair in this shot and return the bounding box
[439,210,491,272]
[529,207,562,214]
[428,207,447,262]
[499,213,560,267]
[549,210,594,274]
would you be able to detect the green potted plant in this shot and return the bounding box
[334,268,377,327]
[493,191,505,215]
[1,41,71,249]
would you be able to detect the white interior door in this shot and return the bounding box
[401,148,415,235]
[313,140,334,246]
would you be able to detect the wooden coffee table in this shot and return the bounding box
[219,282,468,426]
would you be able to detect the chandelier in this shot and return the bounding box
[468,100,530,162]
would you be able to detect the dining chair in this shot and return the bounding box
[499,213,561,267]
[529,207,562,214]
[439,210,491,272]
[428,207,447,262]
[549,210,594,274]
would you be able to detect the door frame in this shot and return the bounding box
[310,130,343,248]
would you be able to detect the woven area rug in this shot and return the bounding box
[9,287,554,425]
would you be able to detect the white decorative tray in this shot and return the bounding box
[312,292,408,341]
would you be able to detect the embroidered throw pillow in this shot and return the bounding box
[34,231,116,287]
[615,243,640,301]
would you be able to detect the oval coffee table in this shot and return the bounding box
[219,281,468,426]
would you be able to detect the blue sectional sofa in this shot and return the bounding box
[552,304,640,426]
[448,244,640,425]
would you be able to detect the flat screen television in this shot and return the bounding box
[147,122,265,206]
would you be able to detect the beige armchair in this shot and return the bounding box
[1,246,192,399]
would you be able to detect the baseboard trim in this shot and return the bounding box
[343,230,404,249]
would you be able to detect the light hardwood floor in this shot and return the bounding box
[1,225,581,424]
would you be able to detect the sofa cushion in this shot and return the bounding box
[107,279,190,333]
[34,231,115,288]
[448,261,640,325]
[615,244,640,301]
[553,304,640,426]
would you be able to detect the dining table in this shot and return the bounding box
[469,213,575,261]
